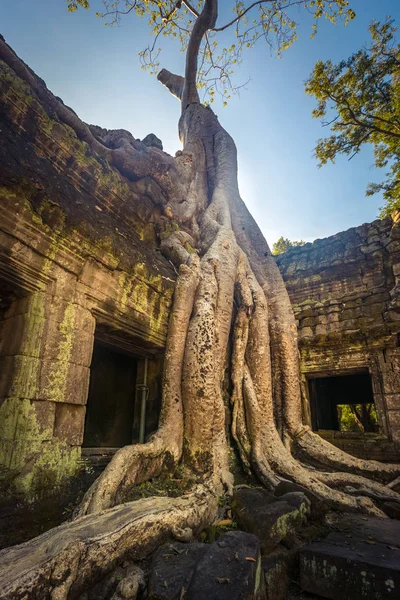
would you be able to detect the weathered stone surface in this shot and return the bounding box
[0,39,177,499]
[148,541,206,600]
[187,531,265,600]
[276,216,400,451]
[300,515,400,600]
[233,487,310,553]
[141,133,163,150]
[148,532,265,600]
[54,403,86,446]
[110,565,145,600]
[262,545,297,600]
[274,479,326,518]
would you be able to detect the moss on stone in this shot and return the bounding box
[270,499,309,541]
[158,221,180,240]
[44,302,76,404]
[0,396,80,499]
[0,296,82,498]
[185,241,197,254]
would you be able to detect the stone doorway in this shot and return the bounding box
[308,371,377,433]
[83,341,138,448]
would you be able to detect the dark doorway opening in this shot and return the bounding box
[308,371,378,433]
[83,342,137,448]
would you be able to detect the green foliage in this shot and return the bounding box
[66,1,355,105]
[272,236,306,255]
[337,403,378,433]
[67,0,90,11]
[306,19,400,217]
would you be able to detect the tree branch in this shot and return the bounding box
[181,0,200,18]
[181,0,218,110]
[323,89,400,139]
[157,69,184,100]
[212,0,267,32]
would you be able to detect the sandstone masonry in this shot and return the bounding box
[276,214,400,457]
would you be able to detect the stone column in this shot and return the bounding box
[0,289,95,497]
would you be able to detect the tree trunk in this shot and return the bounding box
[71,0,399,521]
[76,60,400,521]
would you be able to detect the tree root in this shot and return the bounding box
[76,257,201,517]
[242,366,387,518]
[293,427,400,483]
[229,253,393,517]
[313,471,400,505]
[0,488,217,600]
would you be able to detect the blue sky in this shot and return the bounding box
[2,0,400,245]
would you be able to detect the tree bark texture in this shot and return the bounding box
[0,490,217,600]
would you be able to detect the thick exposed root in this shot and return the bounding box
[73,65,399,523]
[182,227,238,489]
[231,261,253,472]
[242,365,386,517]
[0,487,217,600]
[76,440,174,517]
[77,257,200,517]
[230,255,390,517]
[313,471,400,504]
[293,428,400,483]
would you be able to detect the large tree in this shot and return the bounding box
[3,0,399,548]
[59,0,400,519]
[2,2,400,594]
[306,19,400,216]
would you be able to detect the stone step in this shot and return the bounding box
[148,541,206,599]
[232,486,310,553]
[148,531,265,600]
[299,515,400,600]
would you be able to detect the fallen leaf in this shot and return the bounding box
[215,519,232,527]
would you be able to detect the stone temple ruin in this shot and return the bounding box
[276,216,400,462]
[1,38,400,600]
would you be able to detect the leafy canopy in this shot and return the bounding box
[306,19,400,217]
[272,236,306,255]
[67,1,355,105]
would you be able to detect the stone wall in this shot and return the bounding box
[0,42,176,500]
[276,214,400,448]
